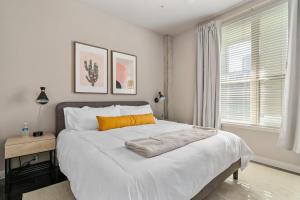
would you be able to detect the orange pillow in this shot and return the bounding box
[96,113,155,131]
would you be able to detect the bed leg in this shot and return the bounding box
[233,170,238,180]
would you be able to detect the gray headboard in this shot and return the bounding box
[55,101,149,135]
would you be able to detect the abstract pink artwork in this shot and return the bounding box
[116,63,126,88]
[112,51,136,94]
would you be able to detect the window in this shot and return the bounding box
[220,2,288,128]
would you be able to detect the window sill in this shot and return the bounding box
[221,122,280,134]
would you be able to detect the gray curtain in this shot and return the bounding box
[193,22,220,128]
[278,0,300,153]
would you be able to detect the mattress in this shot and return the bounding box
[57,120,253,200]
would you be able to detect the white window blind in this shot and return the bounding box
[220,2,288,128]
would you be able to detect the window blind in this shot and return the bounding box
[220,1,288,128]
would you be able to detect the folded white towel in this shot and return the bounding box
[125,128,217,158]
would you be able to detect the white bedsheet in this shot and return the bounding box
[57,120,253,200]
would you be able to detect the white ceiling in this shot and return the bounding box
[80,0,249,35]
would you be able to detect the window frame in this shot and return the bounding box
[220,1,288,129]
[221,122,280,134]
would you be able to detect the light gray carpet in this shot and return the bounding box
[23,163,300,200]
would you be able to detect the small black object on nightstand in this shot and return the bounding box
[33,131,43,137]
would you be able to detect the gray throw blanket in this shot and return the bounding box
[125,128,217,158]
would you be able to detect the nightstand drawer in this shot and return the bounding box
[5,139,55,159]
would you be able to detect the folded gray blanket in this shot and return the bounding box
[125,128,217,158]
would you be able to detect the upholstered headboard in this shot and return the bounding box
[55,101,149,135]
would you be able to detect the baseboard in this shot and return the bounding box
[0,170,4,180]
[252,155,300,174]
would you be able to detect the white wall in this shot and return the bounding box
[0,0,164,171]
[222,124,300,170]
[169,29,196,124]
[170,24,300,171]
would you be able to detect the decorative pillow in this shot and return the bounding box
[119,104,153,116]
[96,113,155,131]
[64,105,120,130]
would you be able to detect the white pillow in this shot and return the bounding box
[64,105,120,130]
[119,104,153,116]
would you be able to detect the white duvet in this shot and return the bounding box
[57,120,253,200]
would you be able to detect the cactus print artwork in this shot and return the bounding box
[75,42,108,93]
[80,52,103,87]
[84,60,98,86]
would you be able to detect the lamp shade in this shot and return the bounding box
[36,87,49,105]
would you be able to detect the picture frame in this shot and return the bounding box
[111,51,137,95]
[74,42,108,94]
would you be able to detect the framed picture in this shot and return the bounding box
[111,51,137,95]
[75,42,108,93]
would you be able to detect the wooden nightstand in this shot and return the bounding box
[5,133,56,191]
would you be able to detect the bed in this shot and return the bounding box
[55,101,253,200]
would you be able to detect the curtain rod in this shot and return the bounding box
[198,0,285,26]
[221,0,273,23]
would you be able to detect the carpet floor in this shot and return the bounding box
[22,162,300,200]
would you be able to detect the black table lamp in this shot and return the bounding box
[34,87,49,136]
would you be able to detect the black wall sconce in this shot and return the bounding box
[34,87,49,137]
[36,87,49,104]
[154,91,166,103]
